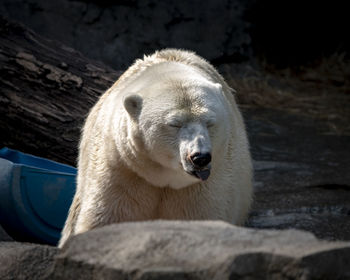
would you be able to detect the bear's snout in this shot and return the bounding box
[189,152,211,168]
[185,152,212,181]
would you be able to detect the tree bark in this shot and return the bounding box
[0,16,121,166]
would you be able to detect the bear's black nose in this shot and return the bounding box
[190,152,211,168]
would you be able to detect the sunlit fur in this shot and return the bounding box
[58,49,253,248]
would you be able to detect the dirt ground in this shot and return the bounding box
[220,53,350,135]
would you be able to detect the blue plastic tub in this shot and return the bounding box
[0,147,76,245]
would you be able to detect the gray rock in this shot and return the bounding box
[0,241,58,280]
[244,108,350,241]
[50,221,350,280]
[0,224,12,241]
[0,0,252,69]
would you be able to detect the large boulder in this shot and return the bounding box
[0,242,58,280]
[50,221,350,279]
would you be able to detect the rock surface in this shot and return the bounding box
[1,0,347,69]
[0,16,119,165]
[0,0,253,69]
[0,241,58,280]
[50,221,350,280]
[245,108,350,241]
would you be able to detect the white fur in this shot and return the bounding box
[58,49,253,248]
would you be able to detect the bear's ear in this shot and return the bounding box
[123,94,143,120]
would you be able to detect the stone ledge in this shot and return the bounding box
[49,221,350,280]
[0,241,58,280]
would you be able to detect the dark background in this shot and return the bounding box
[1,0,348,70]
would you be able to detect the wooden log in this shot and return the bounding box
[0,16,121,166]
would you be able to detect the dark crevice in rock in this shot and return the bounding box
[309,184,350,191]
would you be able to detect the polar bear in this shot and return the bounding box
[58,49,253,248]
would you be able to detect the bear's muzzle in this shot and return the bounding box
[186,152,212,181]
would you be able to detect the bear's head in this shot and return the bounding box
[121,64,230,189]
